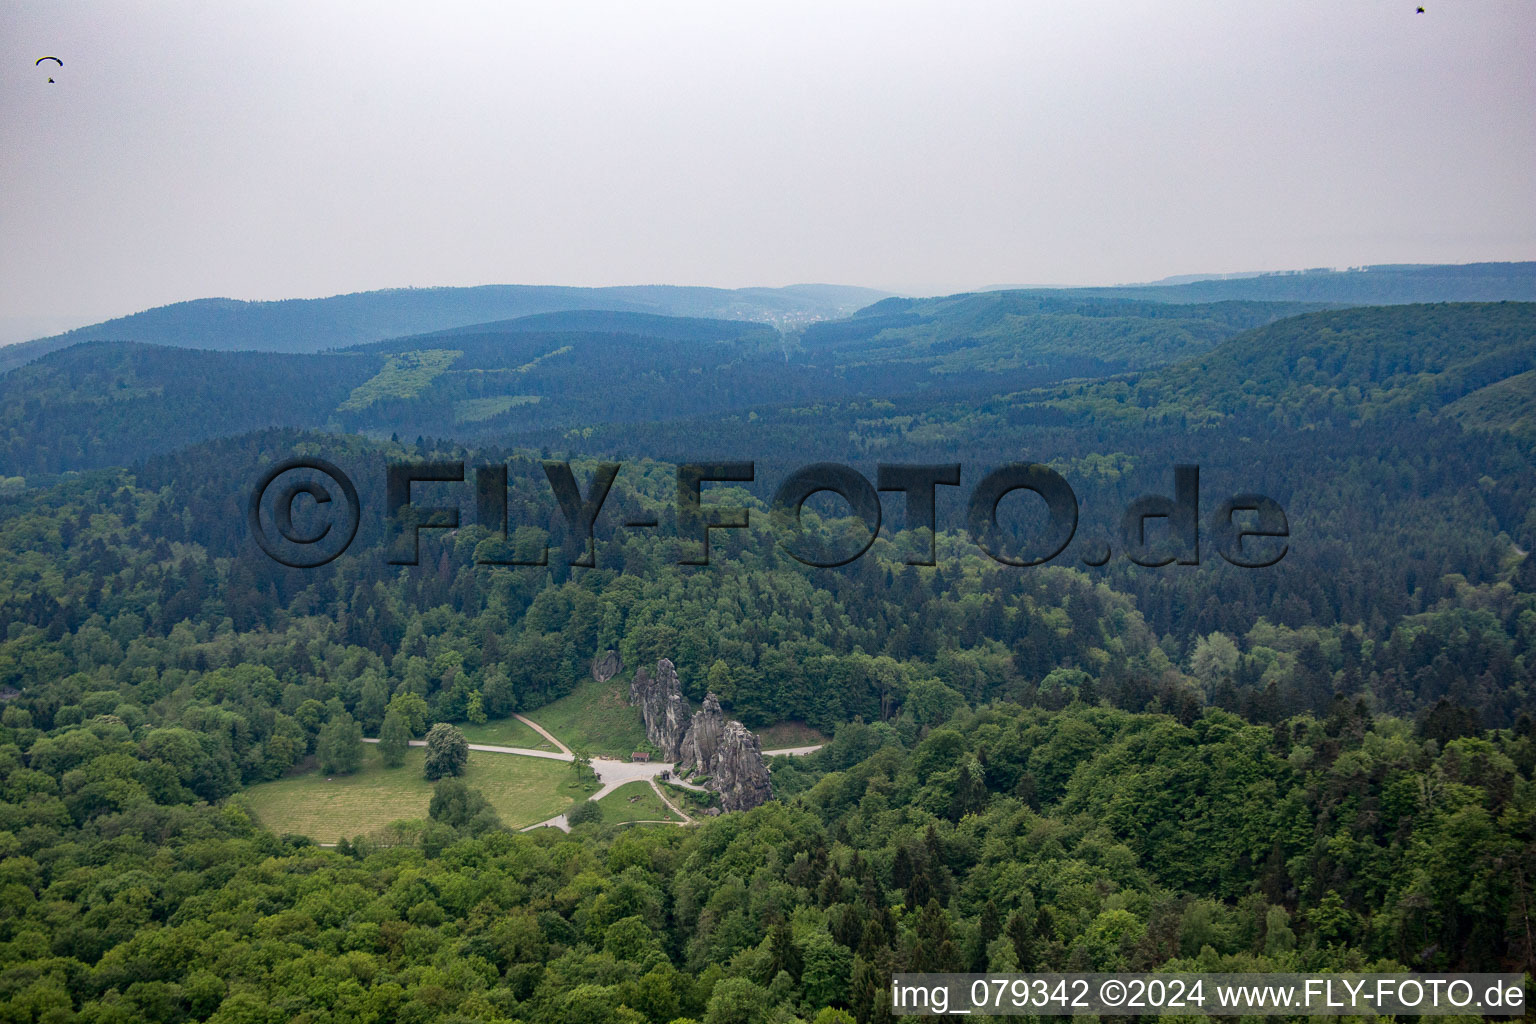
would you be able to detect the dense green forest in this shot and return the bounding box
[0,345,378,474]
[0,300,1328,476]
[3,700,1532,1023]
[535,304,1536,654]
[1,291,1534,1022]
[798,293,1326,371]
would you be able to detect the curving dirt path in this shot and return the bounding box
[362,736,571,762]
[648,779,693,824]
[366,713,712,833]
[763,745,823,757]
[514,714,572,756]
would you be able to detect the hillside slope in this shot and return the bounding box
[807,292,1327,372]
[1057,261,1536,305]
[1443,368,1536,439]
[0,294,1326,475]
[0,343,376,475]
[0,283,890,373]
[0,310,792,474]
[1035,301,1536,427]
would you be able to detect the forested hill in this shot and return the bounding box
[801,293,1325,372]
[529,302,1536,654]
[0,298,1331,477]
[1,425,1535,1020]
[0,698,1530,1024]
[0,344,379,476]
[3,287,1536,1018]
[1032,302,1536,428]
[2,423,1532,736]
[0,313,791,476]
[0,282,890,374]
[610,302,1536,454]
[1444,368,1536,438]
[6,261,1531,377]
[1052,261,1536,305]
[365,310,782,346]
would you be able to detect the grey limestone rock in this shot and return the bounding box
[629,658,690,760]
[678,692,724,775]
[630,660,772,812]
[709,719,772,812]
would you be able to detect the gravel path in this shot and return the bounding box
[514,714,573,756]
[364,713,761,833]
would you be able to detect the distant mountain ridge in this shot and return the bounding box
[8,262,1534,378]
[373,309,779,346]
[526,301,1536,472]
[0,283,890,374]
[0,295,1333,476]
[961,262,1536,306]
[5,278,1536,476]
[1055,261,1536,305]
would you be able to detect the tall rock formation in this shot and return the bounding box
[678,693,725,774]
[629,659,772,812]
[629,658,690,760]
[708,719,773,812]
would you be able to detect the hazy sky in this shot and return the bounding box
[2,1,1533,337]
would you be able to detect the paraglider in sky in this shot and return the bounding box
[36,56,62,83]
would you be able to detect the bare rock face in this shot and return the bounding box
[629,658,690,760]
[709,720,773,812]
[592,649,621,683]
[678,692,725,775]
[630,659,773,813]
[677,690,770,812]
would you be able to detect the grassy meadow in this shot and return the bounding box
[595,780,684,824]
[240,745,582,841]
[752,721,828,749]
[522,677,650,757]
[456,715,560,751]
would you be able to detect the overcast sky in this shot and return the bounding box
[2,1,1533,339]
